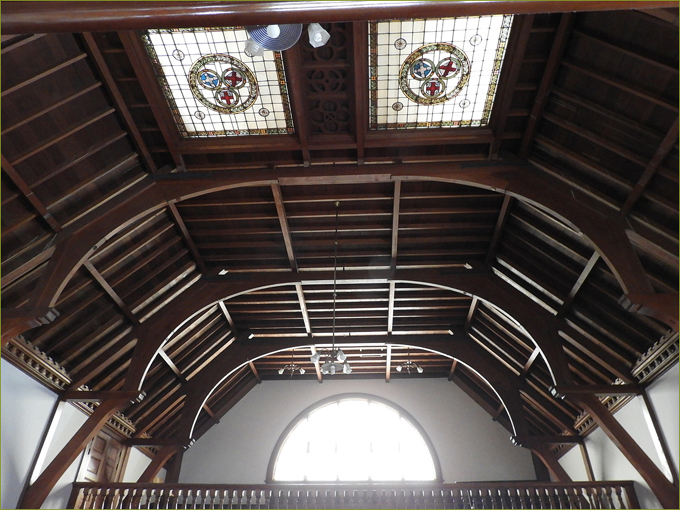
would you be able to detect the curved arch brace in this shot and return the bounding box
[27,164,662,326]
[172,336,529,446]
[122,267,573,394]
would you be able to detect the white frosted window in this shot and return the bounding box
[142,28,294,138]
[272,397,437,482]
[369,15,514,130]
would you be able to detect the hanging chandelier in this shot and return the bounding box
[278,348,306,376]
[310,201,351,375]
[396,346,424,374]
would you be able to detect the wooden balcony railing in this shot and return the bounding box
[68,481,641,509]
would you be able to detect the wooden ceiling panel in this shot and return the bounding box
[1,5,677,467]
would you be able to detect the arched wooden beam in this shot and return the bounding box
[122,267,573,394]
[169,334,529,446]
[25,163,666,334]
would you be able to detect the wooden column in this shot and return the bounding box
[136,445,182,483]
[574,393,679,509]
[18,398,129,509]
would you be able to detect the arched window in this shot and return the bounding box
[267,393,442,482]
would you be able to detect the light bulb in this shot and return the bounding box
[396,365,402,372]
[266,24,281,38]
[307,23,331,48]
[330,363,336,375]
[336,349,346,362]
[417,366,424,374]
[299,368,305,375]
[310,352,321,364]
[343,362,352,374]
[244,38,264,58]
[278,368,285,375]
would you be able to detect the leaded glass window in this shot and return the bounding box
[369,15,513,130]
[142,28,294,138]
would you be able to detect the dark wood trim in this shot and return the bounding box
[218,301,238,334]
[489,15,535,158]
[1,307,59,347]
[551,384,642,397]
[62,390,144,402]
[529,444,573,482]
[81,32,157,174]
[295,284,312,335]
[4,1,675,34]
[385,344,392,382]
[387,282,396,334]
[136,445,182,483]
[512,435,582,446]
[519,13,575,157]
[271,183,298,272]
[248,361,262,384]
[1,53,88,96]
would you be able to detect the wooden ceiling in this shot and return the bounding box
[1,1,678,456]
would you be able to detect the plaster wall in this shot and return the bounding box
[180,378,537,484]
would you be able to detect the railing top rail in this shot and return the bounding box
[70,480,638,490]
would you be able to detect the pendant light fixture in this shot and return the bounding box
[278,348,306,377]
[244,23,330,57]
[310,202,351,375]
[396,346,424,374]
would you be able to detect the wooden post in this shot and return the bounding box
[164,449,185,483]
[18,398,128,509]
[575,393,679,509]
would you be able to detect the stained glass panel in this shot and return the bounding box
[369,15,513,130]
[142,28,294,138]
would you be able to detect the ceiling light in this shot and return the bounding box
[245,23,330,56]
[278,349,306,377]
[395,347,424,375]
[311,201,351,376]
[308,23,331,48]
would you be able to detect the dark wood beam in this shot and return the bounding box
[387,282,396,334]
[529,444,573,482]
[125,437,184,446]
[271,183,298,272]
[83,260,140,325]
[550,384,642,398]
[136,445,181,483]
[558,252,600,316]
[484,195,513,266]
[218,300,238,334]
[18,398,129,509]
[310,346,323,383]
[168,202,207,273]
[352,22,368,164]
[4,2,675,34]
[489,14,534,159]
[636,7,679,25]
[512,435,582,446]
[520,348,540,378]
[202,403,220,424]
[118,30,184,170]
[640,390,680,486]
[465,297,478,332]
[1,307,59,347]
[519,13,575,157]
[295,284,312,336]
[193,377,259,440]
[447,359,458,381]
[620,293,679,332]
[61,390,144,402]
[1,155,61,232]
[248,361,262,384]
[164,449,184,484]
[620,117,679,216]
[81,32,157,174]
[390,180,401,267]
[158,349,188,383]
[282,44,311,166]
[573,393,679,509]
[1,53,88,96]
[580,443,596,482]
[385,344,392,383]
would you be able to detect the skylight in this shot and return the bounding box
[142,28,294,138]
[369,15,514,130]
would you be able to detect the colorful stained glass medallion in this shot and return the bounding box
[142,28,294,138]
[369,15,513,130]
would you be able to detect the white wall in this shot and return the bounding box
[180,378,537,484]
[123,449,167,483]
[559,364,679,509]
[1,359,59,509]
